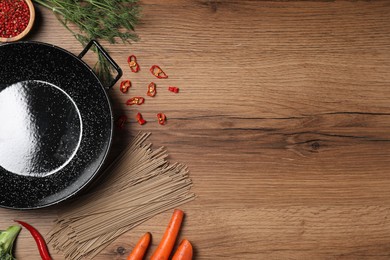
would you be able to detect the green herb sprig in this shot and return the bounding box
[33,0,141,86]
[33,0,141,45]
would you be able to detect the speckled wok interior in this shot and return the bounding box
[0,41,113,209]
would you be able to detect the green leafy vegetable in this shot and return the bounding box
[0,225,21,260]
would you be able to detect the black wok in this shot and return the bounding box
[0,40,122,209]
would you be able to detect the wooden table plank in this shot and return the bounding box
[0,0,389,259]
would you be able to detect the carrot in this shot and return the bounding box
[150,209,184,260]
[172,239,193,260]
[127,232,151,260]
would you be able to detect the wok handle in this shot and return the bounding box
[78,40,123,89]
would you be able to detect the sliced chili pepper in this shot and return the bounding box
[120,80,131,93]
[147,82,157,97]
[127,55,140,73]
[136,112,147,125]
[168,86,179,93]
[157,113,167,125]
[14,220,52,260]
[150,65,168,79]
[126,97,145,106]
[116,115,127,129]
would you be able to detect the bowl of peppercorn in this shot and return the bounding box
[0,0,35,42]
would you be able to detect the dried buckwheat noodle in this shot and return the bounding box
[47,132,195,259]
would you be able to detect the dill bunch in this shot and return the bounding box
[33,0,141,45]
[33,0,141,86]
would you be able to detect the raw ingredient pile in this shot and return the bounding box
[0,0,30,38]
[118,56,180,127]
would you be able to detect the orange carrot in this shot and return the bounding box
[172,239,193,260]
[127,232,151,260]
[150,209,184,260]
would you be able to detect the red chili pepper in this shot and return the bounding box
[150,65,168,79]
[147,82,157,97]
[168,86,179,93]
[136,112,147,125]
[14,220,52,260]
[126,97,145,106]
[120,80,131,93]
[116,115,127,129]
[157,113,167,125]
[127,55,140,72]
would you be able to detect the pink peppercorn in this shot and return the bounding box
[0,0,30,38]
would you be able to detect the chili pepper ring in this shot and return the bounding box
[126,96,145,106]
[168,86,179,93]
[120,79,131,93]
[147,82,157,97]
[150,65,168,79]
[136,112,147,125]
[157,113,167,125]
[128,55,140,73]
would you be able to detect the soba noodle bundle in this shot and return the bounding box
[47,132,195,259]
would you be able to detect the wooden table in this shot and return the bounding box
[1,1,390,259]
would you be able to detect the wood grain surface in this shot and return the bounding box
[1,0,390,259]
